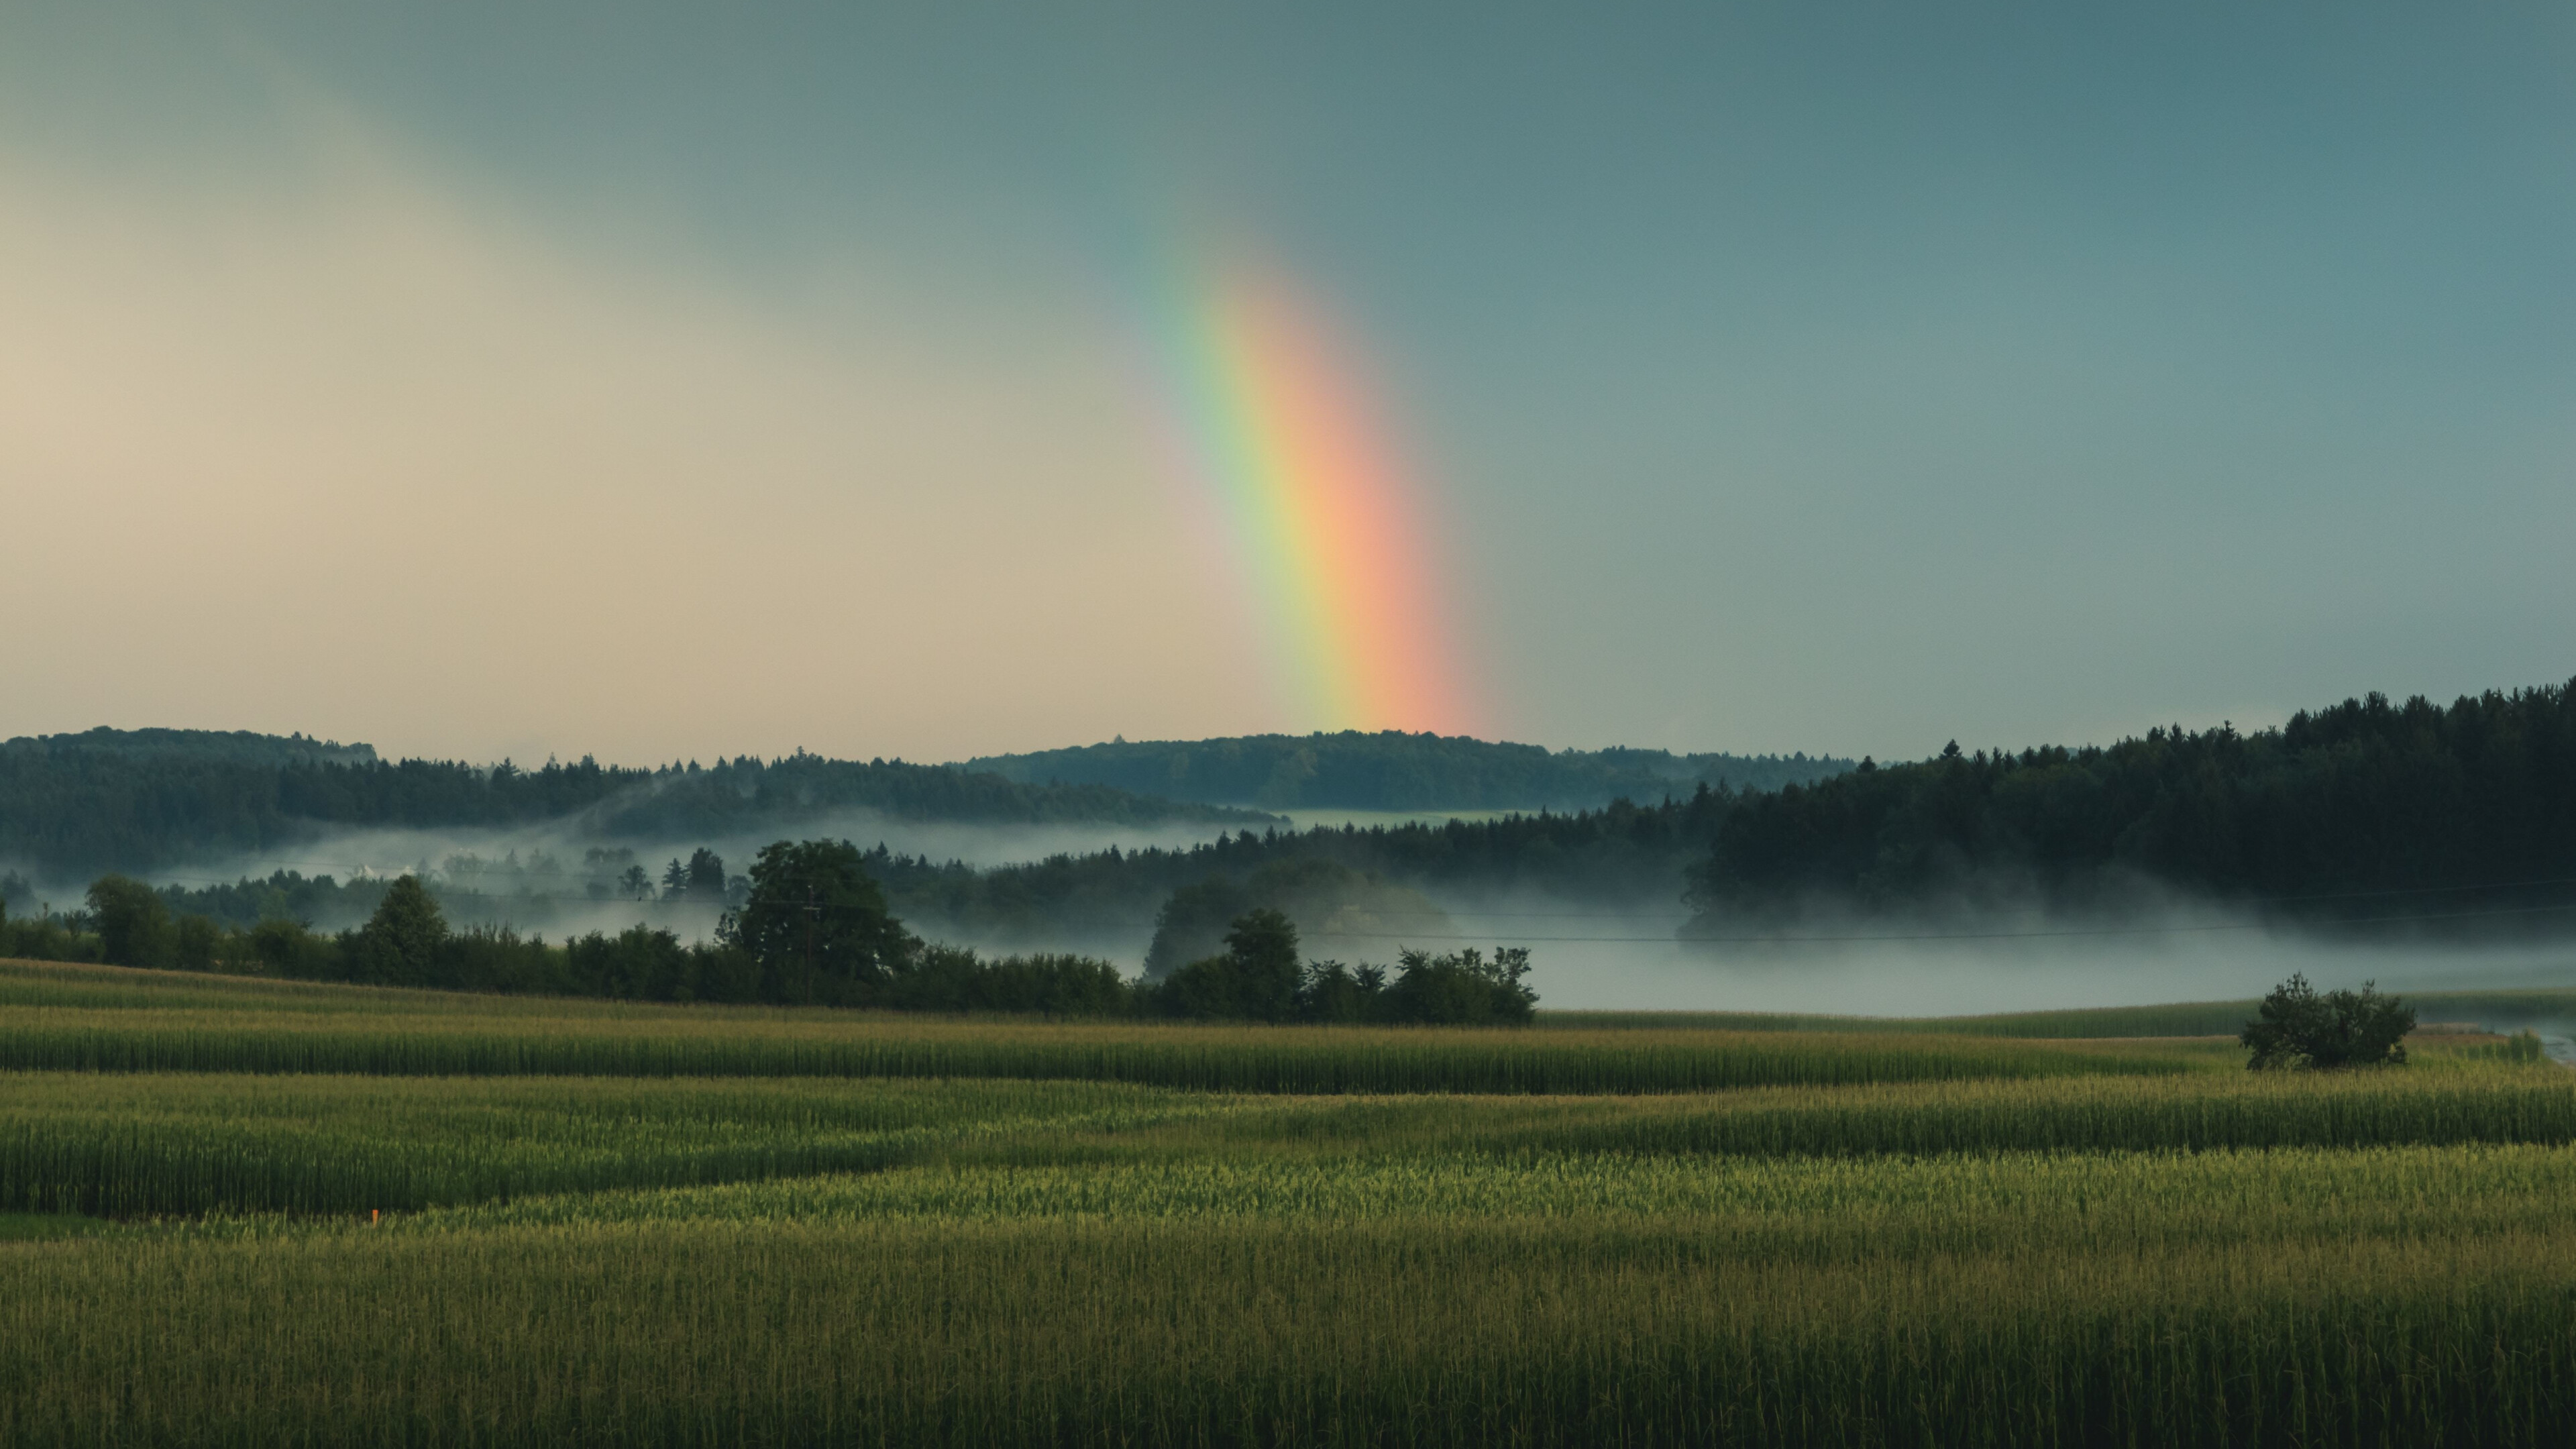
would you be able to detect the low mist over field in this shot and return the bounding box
[13,682,2576,1020]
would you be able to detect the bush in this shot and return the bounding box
[886,947,1133,1016]
[1381,947,1538,1025]
[1146,912,1541,1026]
[2241,974,2414,1070]
[246,918,337,978]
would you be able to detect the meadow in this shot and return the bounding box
[2,955,2573,1445]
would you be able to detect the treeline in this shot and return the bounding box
[0,729,1266,877]
[579,751,1265,839]
[1688,682,2576,928]
[871,790,1737,947]
[967,730,1848,810]
[1152,908,1536,1024]
[13,840,1539,1024]
[64,847,739,934]
[22,790,1732,954]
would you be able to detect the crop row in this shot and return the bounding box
[431,1140,2576,1255]
[0,1008,2216,1091]
[7,1065,2570,1218]
[2,1213,2571,1446]
[0,1073,1205,1217]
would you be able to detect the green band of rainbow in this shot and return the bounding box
[1152,261,1472,733]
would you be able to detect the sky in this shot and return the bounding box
[3,2,2571,769]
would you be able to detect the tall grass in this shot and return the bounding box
[1547,986,2576,1038]
[11,952,2575,1442]
[0,1008,2219,1091]
[8,1064,2567,1219]
[0,1074,1205,1216]
[1,1216,2569,1446]
[429,1140,2576,1249]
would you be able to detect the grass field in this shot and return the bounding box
[3,955,2573,1445]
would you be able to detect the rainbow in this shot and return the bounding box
[1140,257,1474,734]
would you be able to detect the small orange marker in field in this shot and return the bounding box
[370,1210,379,1226]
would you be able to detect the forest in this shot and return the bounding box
[14,679,2576,963]
[0,841,1534,1024]
[870,789,1733,951]
[966,729,1849,809]
[0,729,1266,877]
[1687,681,2576,931]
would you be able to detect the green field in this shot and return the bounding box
[2,957,2572,1445]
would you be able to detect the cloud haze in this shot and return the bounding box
[3,4,2572,769]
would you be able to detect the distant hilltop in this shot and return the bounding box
[0,729,1268,879]
[2,727,380,769]
[963,731,1854,812]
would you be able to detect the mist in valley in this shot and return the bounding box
[23,807,2573,1028]
[1507,916,2576,1018]
[56,810,1257,947]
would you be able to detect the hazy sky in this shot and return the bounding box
[4,3,2571,767]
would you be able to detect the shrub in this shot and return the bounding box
[247,918,339,978]
[1382,947,1538,1025]
[2241,974,2414,1070]
[888,946,1133,1016]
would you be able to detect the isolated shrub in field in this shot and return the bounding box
[2242,974,2414,1070]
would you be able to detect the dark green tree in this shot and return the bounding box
[1157,908,1303,1021]
[85,875,175,968]
[174,914,221,971]
[684,848,728,902]
[719,839,915,1006]
[348,875,449,986]
[248,917,337,978]
[1297,959,1385,1022]
[2241,973,2415,1069]
[1142,877,1253,980]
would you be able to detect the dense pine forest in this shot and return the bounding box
[966,730,1849,810]
[1687,682,2576,930]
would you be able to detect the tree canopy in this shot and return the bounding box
[0,731,1268,877]
[969,730,1849,810]
[2241,975,2416,1070]
[719,839,918,1006]
[1687,682,2576,928]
